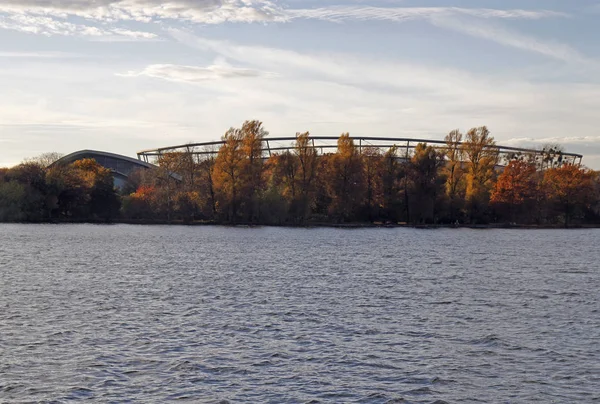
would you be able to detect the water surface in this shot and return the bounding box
[1,224,598,403]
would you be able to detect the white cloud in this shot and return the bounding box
[119,62,272,83]
[0,1,576,63]
[0,51,81,58]
[288,6,565,23]
[285,5,589,66]
[506,135,600,145]
[0,0,574,60]
[0,1,565,31]
[0,12,157,38]
[0,0,285,24]
[430,15,591,65]
[1,3,598,166]
[160,30,600,158]
[167,28,498,95]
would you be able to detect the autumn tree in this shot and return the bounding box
[42,159,120,220]
[294,132,318,222]
[443,130,465,221]
[407,143,446,224]
[462,126,499,222]
[195,146,219,220]
[361,147,383,221]
[180,145,197,191]
[268,151,297,219]
[381,146,402,222]
[214,127,245,222]
[261,153,294,224]
[238,120,268,222]
[72,159,121,220]
[543,164,595,227]
[325,134,365,221]
[155,152,187,221]
[490,160,537,223]
[121,185,156,219]
[45,163,88,218]
[173,191,201,223]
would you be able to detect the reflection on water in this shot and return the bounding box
[0,224,598,402]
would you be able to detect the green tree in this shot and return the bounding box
[0,181,25,221]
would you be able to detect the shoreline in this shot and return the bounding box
[2,219,600,229]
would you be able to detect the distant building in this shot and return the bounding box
[51,150,154,188]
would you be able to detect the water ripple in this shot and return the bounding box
[0,224,599,403]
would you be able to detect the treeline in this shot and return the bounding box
[1,120,599,226]
[0,157,121,222]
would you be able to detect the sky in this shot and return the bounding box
[1,0,600,168]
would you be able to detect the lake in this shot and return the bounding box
[0,224,598,403]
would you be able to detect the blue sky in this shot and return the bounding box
[1,0,600,167]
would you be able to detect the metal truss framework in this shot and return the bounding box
[137,136,584,166]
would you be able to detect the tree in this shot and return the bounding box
[408,143,445,224]
[268,151,298,213]
[240,120,268,222]
[539,143,565,170]
[0,181,25,221]
[196,146,218,220]
[325,134,365,221]
[24,152,64,167]
[361,146,383,221]
[381,145,401,222]
[89,168,121,221]
[462,126,499,222]
[490,160,537,223]
[214,127,245,222]
[155,152,187,222]
[543,164,595,227]
[443,130,465,221]
[294,132,318,222]
[45,163,88,218]
[122,185,156,220]
[72,159,120,220]
[6,163,48,220]
[174,191,201,223]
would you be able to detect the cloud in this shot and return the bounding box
[288,6,565,23]
[119,62,272,83]
[284,5,586,66]
[0,0,571,56]
[164,31,600,151]
[0,1,564,27]
[506,135,600,146]
[0,0,285,24]
[167,28,497,94]
[0,51,82,58]
[0,12,157,38]
[430,15,590,65]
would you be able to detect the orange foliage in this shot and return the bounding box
[543,164,594,208]
[491,161,537,206]
[133,185,156,200]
